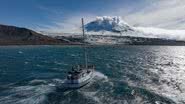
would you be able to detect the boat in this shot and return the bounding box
[64,18,95,89]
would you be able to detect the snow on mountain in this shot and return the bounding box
[85,16,134,32]
[85,16,185,41]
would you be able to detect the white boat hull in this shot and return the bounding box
[64,70,94,89]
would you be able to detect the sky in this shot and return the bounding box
[0,0,184,32]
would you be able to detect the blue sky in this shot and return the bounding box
[0,0,145,28]
[0,0,184,32]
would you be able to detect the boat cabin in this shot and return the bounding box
[67,65,95,80]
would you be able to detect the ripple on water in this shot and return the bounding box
[0,84,55,104]
[1,46,185,104]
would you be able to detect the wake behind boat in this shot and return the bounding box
[64,18,95,89]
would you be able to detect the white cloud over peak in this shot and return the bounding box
[37,0,185,33]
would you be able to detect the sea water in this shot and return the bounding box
[0,45,185,104]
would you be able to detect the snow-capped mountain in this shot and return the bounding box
[85,16,134,32]
[81,16,185,44]
[42,16,185,45]
[84,16,185,40]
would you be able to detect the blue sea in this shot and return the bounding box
[0,45,185,104]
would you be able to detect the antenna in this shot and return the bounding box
[81,18,88,68]
[82,18,85,38]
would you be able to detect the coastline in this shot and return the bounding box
[1,44,185,47]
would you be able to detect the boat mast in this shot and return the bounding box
[82,18,88,68]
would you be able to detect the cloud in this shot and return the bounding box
[135,27,185,40]
[37,0,185,33]
[124,0,185,29]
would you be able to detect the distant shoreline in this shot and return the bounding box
[1,24,185,46]
[0,43,82,46]
[0,44,185,46]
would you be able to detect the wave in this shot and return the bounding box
[0,85,55,104]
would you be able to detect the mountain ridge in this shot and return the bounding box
[0,24,70,45]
